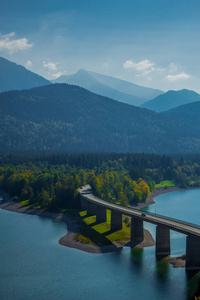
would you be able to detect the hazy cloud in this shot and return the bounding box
[102,62,110,68]
[25,60,32,69]
[0,32,33,53]
[43,61,58,71]
[123,59,155,75]
[166,72,190,81]
[168,62,178,74]
[51,71,64,79]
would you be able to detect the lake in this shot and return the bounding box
[1,189,200,299]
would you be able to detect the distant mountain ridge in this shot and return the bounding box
[0,83,200,153]
[0,56,51,93]
[52,69,164,106]
[141,89,200,112]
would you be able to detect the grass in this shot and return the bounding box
[20,199,43,210]
[155,180,176,189]
[20,200,30,206]
[74,233,95,245]
[75,209,131,246]
[18,201,133,246]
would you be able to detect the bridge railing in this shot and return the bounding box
[140,209,200,230]
[80,189,200,231]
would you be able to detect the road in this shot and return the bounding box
[79,185,200,238]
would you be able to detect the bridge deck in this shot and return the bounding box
[79,186,200,238]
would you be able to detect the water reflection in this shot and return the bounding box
[2,189,200,300]
[155,255,169,278]
[186,271,200,299]
[130,248,143,268]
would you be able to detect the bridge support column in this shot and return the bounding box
[131,218,144,241]
[96,206,107,223]
[80,196,87,210]
[186,236,200,271]
[87,202,97,216]
[111,210,122,230]
[156,225,170,256]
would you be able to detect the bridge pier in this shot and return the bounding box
[186,236,200,271]
[87,202,97,216]
[96,206,107,223]
[80,195,87,210]
[156,225,170,256]
[111,210,122,230]
[131,218,144,241]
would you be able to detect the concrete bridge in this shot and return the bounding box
[79,185,200,271]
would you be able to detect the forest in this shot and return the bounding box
[1,152,200,212]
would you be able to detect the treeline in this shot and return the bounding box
[3,152,200,187]
[0,161,151,211]
[1,153,200,212]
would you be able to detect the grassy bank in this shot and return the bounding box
[77,210,132,246]
[155,180,176,189]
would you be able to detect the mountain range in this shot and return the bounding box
[0,56,51,93]
[141,89,200,112]
[1,56,200,113]
[52,69,163,106]
[1,83,200,153]
[1,56,200,154]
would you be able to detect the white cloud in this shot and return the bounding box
[102,62,110,68]
[168,62,178,74]
[123,59,155,75]
[25,60,32,69]
[0,32,33,53]
[51,71,64,79]
[42,61,67,79]
[43,61,58,71]
[166,72,190,81]
[3,32,15,38]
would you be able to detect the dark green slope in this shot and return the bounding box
[141,89,200,112]
[0,56,51,92]
[163,101,200,127]
[0,83,199,153]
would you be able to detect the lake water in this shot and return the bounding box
[1,189,200,300]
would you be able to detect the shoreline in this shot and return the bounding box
[134,186,200,210]
[0,192,155,253]
[0,186,198,257]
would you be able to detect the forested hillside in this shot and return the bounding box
[163,101,200,127]
[1,83,200,153]
[1,153,200,212]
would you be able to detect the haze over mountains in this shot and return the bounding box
[1,56,200,154]
[1,83,200,153]
[52,69,163,106]
[141,89,200,112]
[0,57,51,93]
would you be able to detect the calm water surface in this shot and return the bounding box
[1,189,200,300]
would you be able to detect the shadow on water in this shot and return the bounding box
[152,255,171,296]
[155,255,170,279]
[186,270,200,299]
[130,248,143,269]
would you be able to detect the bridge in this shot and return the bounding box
[79,185,200,271]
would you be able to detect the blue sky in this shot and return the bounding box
[1,0,200,92]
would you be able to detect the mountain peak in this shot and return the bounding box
[0,56,51,93]
[141,89,200,112]
[52,69,163,106]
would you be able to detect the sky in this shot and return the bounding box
[0,0,200,92]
